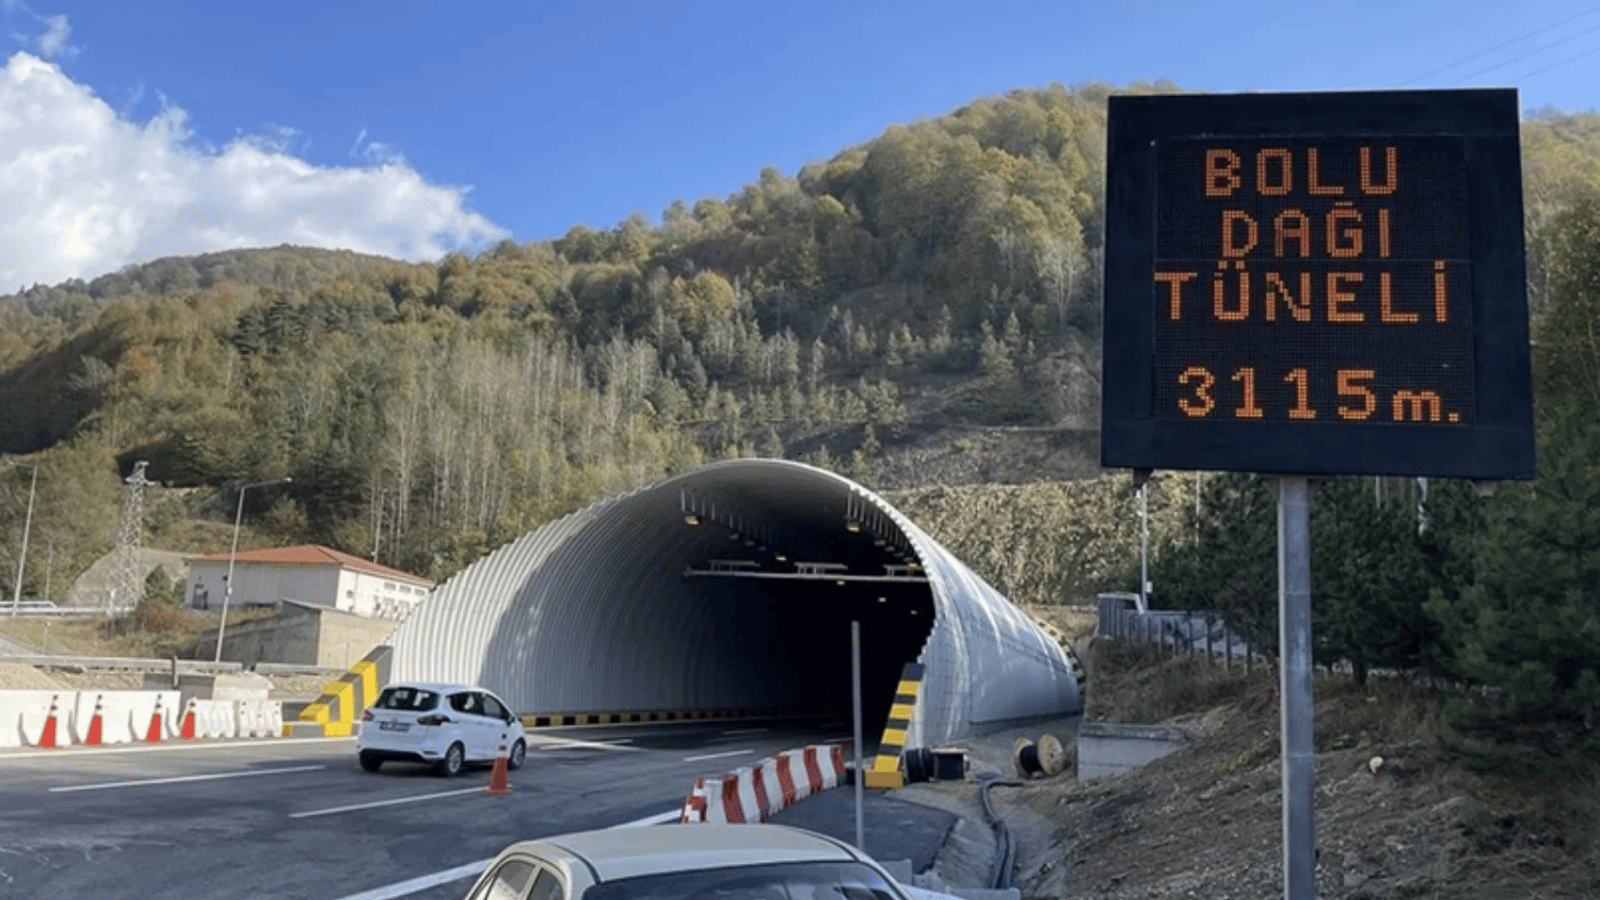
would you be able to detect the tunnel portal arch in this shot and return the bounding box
[387,459,1081,747]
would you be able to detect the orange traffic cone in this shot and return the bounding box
[39,693,61,748]
[179,696,198,739]
[487,741,511,795]
[85,694,105,745]
[145,695,165,743]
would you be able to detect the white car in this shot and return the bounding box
[462,823,912,900]
[357,681,527,777]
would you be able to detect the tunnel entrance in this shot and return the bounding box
[684,562,936,730]
[389,459,1082,750]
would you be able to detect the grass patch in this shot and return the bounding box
[0,604,277,659]
[1083,637,1269,724]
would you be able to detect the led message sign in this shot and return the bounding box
[1101,90,1534,478]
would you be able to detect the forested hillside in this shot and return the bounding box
[1,84,1598,612]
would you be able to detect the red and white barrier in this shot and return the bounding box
[1,691,68,748]
[682,744,848,824]
[180,697,240,739]
[2,689,284,747]
[233,699,280,738]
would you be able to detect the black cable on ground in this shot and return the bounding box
[975,771,1022,890]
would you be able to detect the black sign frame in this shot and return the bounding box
[1101,89,1534,479]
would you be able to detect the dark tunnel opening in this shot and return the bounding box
[691,572,936,730]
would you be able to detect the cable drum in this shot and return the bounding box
[1013,733,1069,778]
[903,746,936,784]
[1013,737,1040,778]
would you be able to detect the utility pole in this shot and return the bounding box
[7,461,37,615]
[108,462,153,619]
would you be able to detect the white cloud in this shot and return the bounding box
[0,52,508,289]
[4,3,80,59]
[33,13,72,58]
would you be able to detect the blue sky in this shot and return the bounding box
[3,0,1599,287]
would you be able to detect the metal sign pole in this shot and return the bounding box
[851,620,865,852]
[1277,477,1316,900]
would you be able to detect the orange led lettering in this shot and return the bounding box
[1206,149,1242,197]
[1264,272,1312,322]
[1212,261,1250,321]
[1359,146,1398,195]
[1285,368,1316,419]
[1393,390,1444,422]
[1273,209,1311,258]
[1178,366,1216,417]
[1155,271,1197,321]
[1231,367,1264,418]
[1306,148,1343,195]
[1379,272,1418,323]
[1221,210,1258,258]
[1378,208,1391,258]
[1326,203,1363,258]
[1326,272,1364,322]
[1256,148,1293,195]
[1433,261,1449,323]
[1337,368,1377,420]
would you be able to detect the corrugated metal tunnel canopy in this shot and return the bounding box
[388,459,1080,747]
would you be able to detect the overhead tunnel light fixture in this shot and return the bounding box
[845,518,861,533]
[684,513,701,526]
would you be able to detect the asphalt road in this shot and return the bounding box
[0,719,860,900]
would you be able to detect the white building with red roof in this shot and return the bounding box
[184,544,435,620]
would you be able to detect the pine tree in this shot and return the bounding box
[1427,412,1600,753]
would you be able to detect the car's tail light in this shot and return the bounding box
[417,714,451,726]
[361,709,374,722]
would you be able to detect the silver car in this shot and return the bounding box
[356,681,527,777]
[462,823,911,900]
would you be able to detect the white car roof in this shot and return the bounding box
[513,824,867,882]
[383,681,478,695]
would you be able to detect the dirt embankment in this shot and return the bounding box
[923,641,1600,900]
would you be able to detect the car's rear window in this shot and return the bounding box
[374,686,440,711]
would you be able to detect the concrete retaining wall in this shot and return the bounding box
[1076,721,1189,781]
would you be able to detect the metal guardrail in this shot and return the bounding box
[0,654,246,673]
[0,654,348,678]
[3,600,134,618]
[1096,594,1263,668]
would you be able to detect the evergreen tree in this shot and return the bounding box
[1311,478,1438,685]
[1427,413,1600,753]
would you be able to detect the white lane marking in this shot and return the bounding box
[327,808,679,900]
[0,737,349,760]
[529,736,642,752]
[613,809,682,828]
[292,786,485,819]
[720,728,770,736]
[328,859,491,900]
[48,764,325,792]
[683,749,755,763]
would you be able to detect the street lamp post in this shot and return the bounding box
[9,462,37,616]
[215,477,291,663]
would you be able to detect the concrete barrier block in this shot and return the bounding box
[0,691,65,747]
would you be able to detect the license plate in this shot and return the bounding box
[378,721,411,732]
